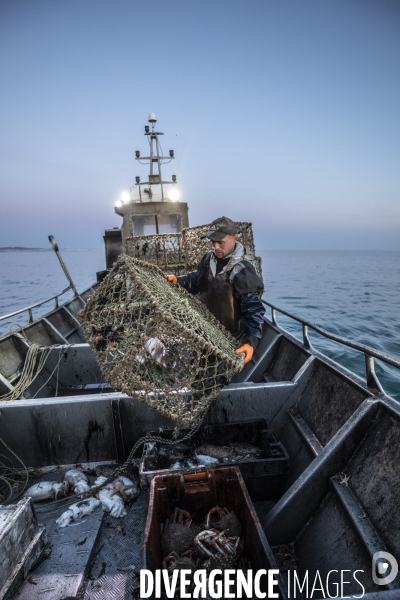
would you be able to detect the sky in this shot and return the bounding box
[0,0,399,250]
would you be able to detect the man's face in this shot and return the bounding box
[212,234,238,259]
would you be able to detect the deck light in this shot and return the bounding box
[169,150,174,158]
[172,175,177,183]
[145,126,150,133]
[168,187,180,201]
[135,176,140,184]
[115,200,122,207]
[121,192,130,203]
[135,151,140,158]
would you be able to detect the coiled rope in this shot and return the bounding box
[0,435,29,503]
[0,331,69,501]
[0,332,69,401]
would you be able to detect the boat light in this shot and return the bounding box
[145,125,150,133]
[172,175,177,183]
[135,150,140,158]
[115,200,122,207]
[121,192,130,203]
[135,176,140,184]
[169,150,174,158]
[168,187,180,201]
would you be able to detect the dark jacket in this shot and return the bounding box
[177,243,265,348]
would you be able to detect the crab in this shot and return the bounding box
[161,508,198,556]
[193,527,241,570]
[162,552,196,596]
[205,506,243,538]
[163,551,196,572]
[171,507,192,527]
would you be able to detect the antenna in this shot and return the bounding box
[133,115,177,202]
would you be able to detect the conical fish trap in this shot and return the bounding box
[78,255,243,428]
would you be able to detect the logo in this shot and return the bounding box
[372,551,398,586]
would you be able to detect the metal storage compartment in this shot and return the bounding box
[142,466,286,599]
[140,419,289,500]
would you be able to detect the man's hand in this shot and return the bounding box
[165,275,178,284]
[235,344,254,364]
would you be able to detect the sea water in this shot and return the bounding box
[0,248,399,400]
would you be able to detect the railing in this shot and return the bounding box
[262,299,400,394]
[0,285,74,324]
[0,235,79,328]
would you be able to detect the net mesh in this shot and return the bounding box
[124,233,186,275]
[78,255,243,429]
[125,221,263,279]
[181,221,255,269]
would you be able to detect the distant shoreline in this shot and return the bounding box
[0,247,101,252]
[0,247,50,252]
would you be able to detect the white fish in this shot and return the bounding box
[74,481,91,496]
[24,480,69,502]
[169,461,183,469]
[63,469,90,495]
[143,337,168,368]
[99,484,127,518]
[56,497,101,528]
[195,454,220,465]
[64,468,89,486]
[135,352,146,365]
[93,475,108,487]
[112,476,139,501]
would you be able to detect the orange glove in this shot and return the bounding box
[235,344,254,364]
[165,275,178,284]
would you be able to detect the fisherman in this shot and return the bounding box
[166,217,265,364]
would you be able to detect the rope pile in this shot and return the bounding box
[0,435,29,503]
[78,255,243,429]
[0,333,67,401]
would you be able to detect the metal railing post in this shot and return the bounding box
[303,324,311,349]
[48,235,79,296]
[28,308,33,323]
[271,307,277,326]
[365,354,384,394]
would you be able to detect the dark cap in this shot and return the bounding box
[201,216,238,242]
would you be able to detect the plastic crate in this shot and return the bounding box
[142,466,286,599]
[139,419,289,501]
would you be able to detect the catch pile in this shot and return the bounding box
[160,505,250,598]
[153,441,262,470]
[78,255,243,428]
[23,468,139,526]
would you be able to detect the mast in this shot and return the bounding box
[134,113,177,202]
[109,114,188,254]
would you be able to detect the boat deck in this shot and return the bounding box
[1,286,400,599]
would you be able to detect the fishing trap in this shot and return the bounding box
[125,221,263,279]
[78,255,243,428]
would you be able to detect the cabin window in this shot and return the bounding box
[131,214,182,236]
[157,214,181,234]
[131,215,157,236]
